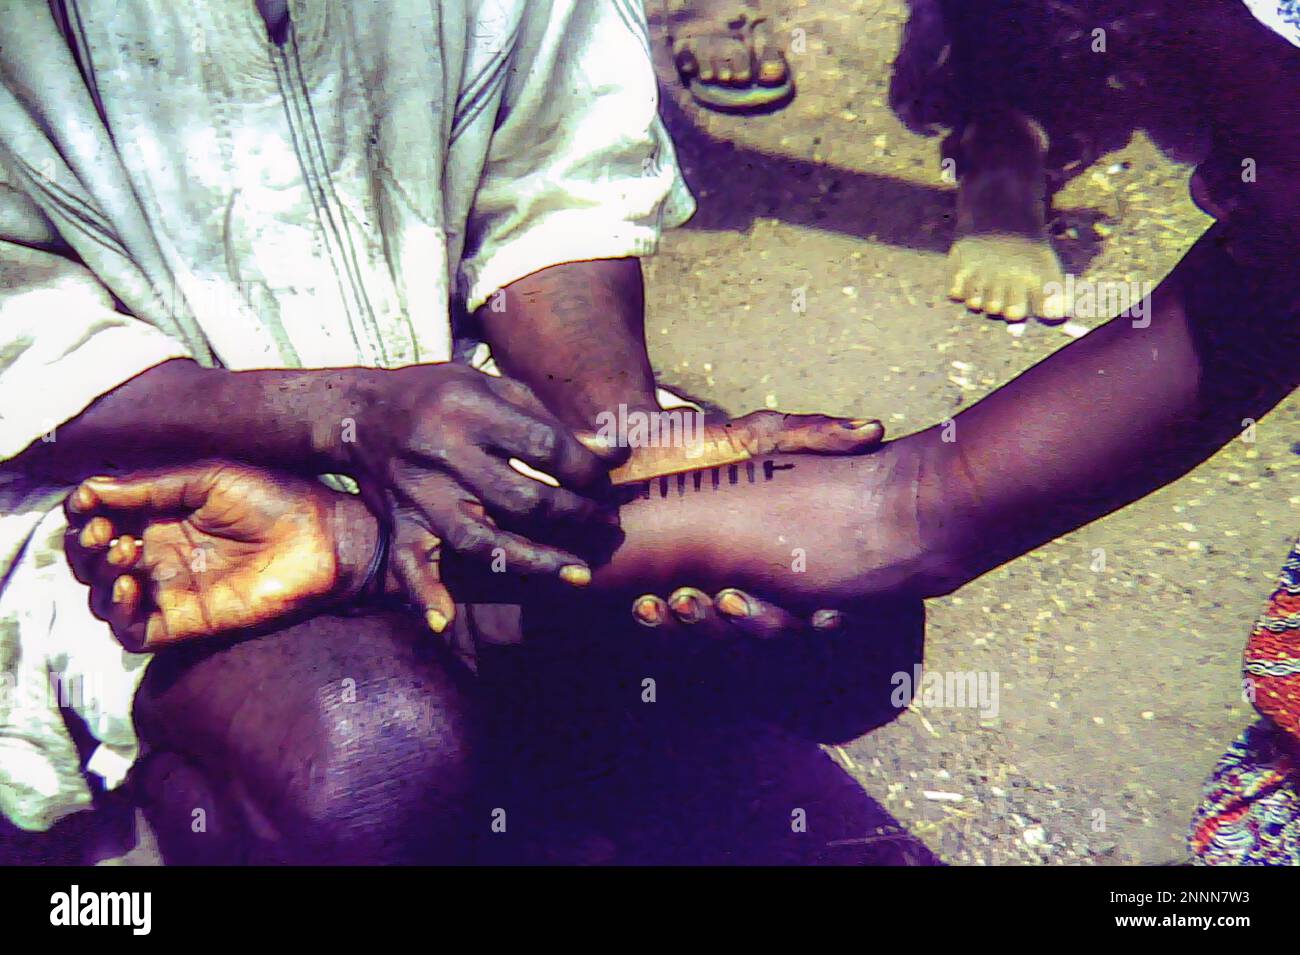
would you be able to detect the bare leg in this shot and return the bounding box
[133,610,475,864]
[946,107,1067,322]
[477,607,935,864]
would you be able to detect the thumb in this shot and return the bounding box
[78,463,222,514]
[575,430,630,467]
[729,410,885,456]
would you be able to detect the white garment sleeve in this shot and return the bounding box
[0,165,190,831]
[458,0,695,312]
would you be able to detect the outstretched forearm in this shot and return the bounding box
[12,358,379,484]
[912,227,1300,593]
[477,258,660,432]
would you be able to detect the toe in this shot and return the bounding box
[674,46,700,78]
[948,265,973,302]
[1002,283,1030,322]
[984,280,1008,317]
[1040,283,1069,320]
[732,54,753,84]
[756,50,787,86]
[751,24,788,86]
[696,37,732,82]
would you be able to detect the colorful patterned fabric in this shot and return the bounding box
[1191,539,1300,864]
[1190,722,1300,864]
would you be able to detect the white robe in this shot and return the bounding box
[0,0,693,830]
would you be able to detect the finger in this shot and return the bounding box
[573,430,630,468]
[810,609,847,632]
[714,588,804,641]
[726,410,885,456]
[65,480,110,525]
[667,586,717,626]
[106,575,152,650]
[77,465,217,515]
[389,513,457,634]
[106,534,143,572]
[78,515,116,552]
[65,519,113,585]
[630,592,713,661]
[631,594,670,628]
[481,379,608,489]
[450,448,614,526]
[82,535,144,616]
[443,505,591,585]
[486,376,622,467]
[400,477,592,585]
[87,571,144,638]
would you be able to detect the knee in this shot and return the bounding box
[134,611,478,863]
[288,660,476,863]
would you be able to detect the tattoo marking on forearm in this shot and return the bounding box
[609,460,794,504]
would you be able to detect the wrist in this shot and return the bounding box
[327,492,384,602]
[888,431,985,598]
[306,368,389,469]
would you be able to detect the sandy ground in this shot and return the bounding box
[642,0,1300,864]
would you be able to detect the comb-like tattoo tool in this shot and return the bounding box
[605,441,794,505]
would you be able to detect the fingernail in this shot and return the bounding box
[69,486,96,512]
[633,596,665,627]
[716,590,752,618]
[812,609,845,631]
[425,609,449,634]
[80,518,112,548]
[845,419,880,430]
[559,565,592,587]
[669,591,705,623]
[575,432,615,453]
[112,576,131,603]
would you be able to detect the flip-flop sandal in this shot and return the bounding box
[668,2,795,114]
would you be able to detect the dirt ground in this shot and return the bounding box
[642,0,1300,864]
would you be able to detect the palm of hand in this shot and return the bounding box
[138,470,339,639]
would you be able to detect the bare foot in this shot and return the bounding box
[667,0,794,113]
[948,233,1066,322]
[946,108,1068,322]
